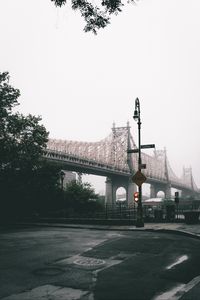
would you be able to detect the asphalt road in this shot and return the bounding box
[0,225,200,300]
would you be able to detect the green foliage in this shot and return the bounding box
[51,0,138,33]
[0,71,104,219]
[0,72,49,173]
[72,0,109,34]
[26,162,62,213]
[53,0,67,6]
[0,72,19,118]
[0,162,62,218]
[0,72,59,218]
[63,181,104,215]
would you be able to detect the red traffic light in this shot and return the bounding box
[134,192,139,202]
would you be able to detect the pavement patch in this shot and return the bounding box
[1,284,90,300]
[106,233,124,238]
[54,254,122,271]
[33,266,65,276]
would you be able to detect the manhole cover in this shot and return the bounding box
[33,267,65,276]
[74,257,105,269]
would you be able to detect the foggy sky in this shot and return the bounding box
[0,0,200,192]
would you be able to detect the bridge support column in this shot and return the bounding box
[165,184,171,199]
[150,184,157,198]
[150,183,171,199]
[105,177,116,207]
[127,178,137,206]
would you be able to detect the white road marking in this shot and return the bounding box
[166,255,188,270]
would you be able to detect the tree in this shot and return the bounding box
[51,0,139,34]
[0,72,49,173]
[0,72,51,217]
[63,180,103,215]
[27,162,63,215]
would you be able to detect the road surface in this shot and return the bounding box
[0,225,200,299]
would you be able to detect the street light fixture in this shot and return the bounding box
[133,98,140,121]
[133,97,144,227]
[60,170,65,191]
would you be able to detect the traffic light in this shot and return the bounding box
[175,191,179,204]
[134,192,139,202]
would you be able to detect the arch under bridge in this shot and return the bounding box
[45,123,200,206]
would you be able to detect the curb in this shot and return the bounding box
[171,275,200,300]
[5,222,200,240]
[140,228,200,240]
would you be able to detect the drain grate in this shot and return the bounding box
[74,256,105,270]
[55,254,122,271]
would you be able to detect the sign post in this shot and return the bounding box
[130,98,155,228]
[175,191,179,220]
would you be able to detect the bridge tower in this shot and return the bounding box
[105,122,136,207]
[181,167,196,198]
[150,149,171,199]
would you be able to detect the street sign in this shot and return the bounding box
[141,144,155,149]
[127,149,139,153]
[132,170,147,186]
[127,144,155,154]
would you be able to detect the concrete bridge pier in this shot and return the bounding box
[165,184,172,199]
[105,177,114,207]
[150,184,156,199]
[127,178,137,206]
[150,183,171,199]
[105,176,137,207]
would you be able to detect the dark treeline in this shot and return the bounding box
[0,72,104,221]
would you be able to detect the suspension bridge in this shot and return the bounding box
[44,123,200,205]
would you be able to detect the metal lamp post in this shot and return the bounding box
[60,170,65,217]
[133,98,144,227]
[60,170,65,191]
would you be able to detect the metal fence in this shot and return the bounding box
[64,201,200,223]
[41,200,200,224]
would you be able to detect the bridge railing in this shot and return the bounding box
[44,149,130,174]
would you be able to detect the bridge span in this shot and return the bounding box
[45,123,200,205]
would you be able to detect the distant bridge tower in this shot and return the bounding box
[181,167,196,198]
[150,148,171,199]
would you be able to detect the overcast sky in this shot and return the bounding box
[1,0,200,193]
